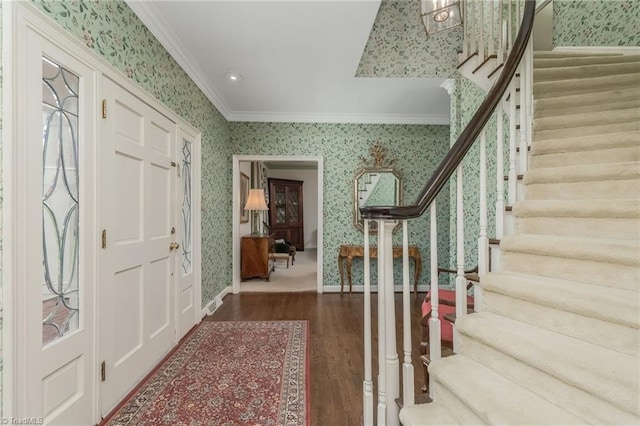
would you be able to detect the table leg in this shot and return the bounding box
[346,256,353,294]
[414,255,422,298]
[338,255,344,294]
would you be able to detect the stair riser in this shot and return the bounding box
[534,55,640,68]
[429,379,486,425]
[525,179,640,200]
[534,62,640,81]
[534,87,640,111]
[534,74,640,99]
[533,121,640,141]
[458,336,639,424]
[532,131,640,156]
[530,146,640,168]
[534,98,640,119]
[533,108,640,132]
[516,216,640,240]
[482,291,640,356]
[502,251,639,290]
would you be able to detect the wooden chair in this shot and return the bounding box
[419,266,477,393]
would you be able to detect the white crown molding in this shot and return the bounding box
[440,78,456,95]
[126,1,451,126]
[125,0,232,118]
[227,111,450,125]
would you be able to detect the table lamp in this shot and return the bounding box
[244,188,269,235]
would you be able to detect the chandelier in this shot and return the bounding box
[420,0,463,35]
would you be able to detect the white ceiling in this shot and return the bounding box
[126,0,451,125]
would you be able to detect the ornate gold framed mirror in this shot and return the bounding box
[353,144,403,234]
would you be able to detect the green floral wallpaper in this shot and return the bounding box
[30,0,233,307]
[230,122,452,288]
[554,0,640,47]
[357,0,462,78]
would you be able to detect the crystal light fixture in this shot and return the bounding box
[421,0,463,35]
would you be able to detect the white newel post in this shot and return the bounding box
[454,166,467,353]
[428,202,441,398]
[401,220,414,408]
[363,220,374,426]
[381,220,400,425]
[377,224,387,426]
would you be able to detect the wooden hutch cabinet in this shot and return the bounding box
[268,178,304,251]
[241,234,274,281]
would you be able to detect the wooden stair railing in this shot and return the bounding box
[359,0,536,423]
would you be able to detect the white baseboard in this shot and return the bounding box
[322,284,431,294]
[553,46,640,55]
[201,285,232,318]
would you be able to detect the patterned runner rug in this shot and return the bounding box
[105,320,309,425]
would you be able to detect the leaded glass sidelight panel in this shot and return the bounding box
[41,57,80,345]
[181,139,193,275]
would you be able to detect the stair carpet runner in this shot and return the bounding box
[401,52,640,425]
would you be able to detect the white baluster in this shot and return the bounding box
[496,103,505,240]
[498,0,505,61]
[507,0,513,51]
[478,0,485,62]
[518,61,528,177]
[463,0,469,57]
[477,131,488,311]
[525,38,534,152]
[454,166,466,353]
[508,82,517,207]
[382,221,399,425]
[363,220,374,426]
[489,0,495,58]
[377,221,387,425]
[401,220,414,408]
[428,202,441,399]
[469,0,476,55]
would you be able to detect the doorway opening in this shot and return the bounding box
[232,155,323,294]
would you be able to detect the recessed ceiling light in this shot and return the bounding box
[225,72,243,84]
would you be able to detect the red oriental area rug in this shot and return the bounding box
[104,320,309,426]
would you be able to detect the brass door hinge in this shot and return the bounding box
[101,361,106,382]
[101,229,107,249]
[101,99,107,118]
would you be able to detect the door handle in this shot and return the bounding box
[169,242,180,251]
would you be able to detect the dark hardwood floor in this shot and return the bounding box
[207,291,426,426]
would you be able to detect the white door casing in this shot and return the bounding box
[19,27,98,425]
[99,77,178,415]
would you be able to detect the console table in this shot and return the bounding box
[338,244,422,295]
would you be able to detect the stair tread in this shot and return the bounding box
[430,355,586,425]
[534,54,640,68]
[502,233,639,264]
[456,313,639,405]
[481,271,639,328]
[533,106,640,131]
[400,400,459,426]
[534,61,640,81]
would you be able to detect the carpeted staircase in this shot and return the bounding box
[401,53,640,425]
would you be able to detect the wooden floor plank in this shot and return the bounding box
[207,292,426,426]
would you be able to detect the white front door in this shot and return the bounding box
[99,77,178,415]
[20,30,97,425]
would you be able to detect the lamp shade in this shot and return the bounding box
[244,188,268,211]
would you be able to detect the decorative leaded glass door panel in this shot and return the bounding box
[20,33,97,424]
[268,178,305,251]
